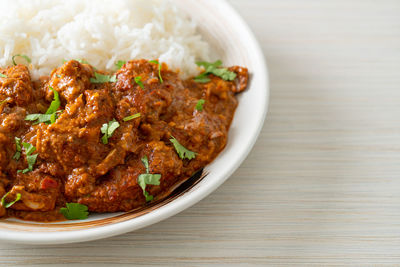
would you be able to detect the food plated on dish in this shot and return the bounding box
[0,0,268,243]
[0,57,248,221]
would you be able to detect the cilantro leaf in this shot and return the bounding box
[123,113,141,122]
[149,60,163,83]
[134,76,144,89]
[76,59,91,65]
[196,60,222,71]
[101,119,120,144]
[195,99,205,111]
[90,72,117,83]
[170,136,197,160]
[25,87,61,125]
[138,156,161,202]
[46,87,60,115]
[23,142,36,156]
[12,54,31,66]
[193,75,211,83]
[0,73,7,78]
[60,203,89,220]
[1,192,21,208]
[115,60,126,70]
[13,137,21,161]
[194,60,237,83]
[0,98,8,106]
[17,142,38,173]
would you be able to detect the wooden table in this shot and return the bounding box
[1,0,400,265]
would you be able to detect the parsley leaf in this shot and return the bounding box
[149,60,163,83]
[0,73,7,78]
[134,76,144,89]
[25,87,61,125]
[12,54,31,66]
[60,203,89,220]
[13,137,21,161]
[123,113,141,122]
[90,72,117,83]
[195,99,205,111]
[115,60,126,70]
[17,142,38,174]
[194,60,237,83]
[170,136,197,160]
[138,156,161,202]
[101,119,120,144]
[1,192,21,208]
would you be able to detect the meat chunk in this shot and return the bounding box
[0,65,33,106]
[48,60,94,103]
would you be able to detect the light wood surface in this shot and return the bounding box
[1,0,400,266]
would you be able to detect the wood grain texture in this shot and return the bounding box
[1,0,400,265]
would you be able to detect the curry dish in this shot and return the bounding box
[0,59,248,221]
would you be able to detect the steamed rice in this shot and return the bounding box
[0,0,210,79]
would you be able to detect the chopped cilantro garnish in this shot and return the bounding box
[13,137,21,161]
[170,136,197,160]
[0,73,7,78]
[195,99,205,111]
[76,59,90,65]
[134,76,144,89]
[60,203,89,220]
[149,60,163,83]
[138,156,161,202]
[0,98,8,106]
[193,74,210,83]
[194,60,237,83]
[17,142,38,174]
[1,192,21,208]
[115,60,126,69]
[90,72,117,83]
[101,119,120,144]
[123,113,141,122]
[25,87,61,125]
[46,87,61,114]
[12,54,31,66]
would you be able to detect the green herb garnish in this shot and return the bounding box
[12,54,31,66]
[123,113,141,122]
[0,73,7,78]
[170,136,197,160]
[195,99,205,111]
[13,137,21,161]
[17,142,38,174]
[134,76,144,89]
[90,72,117,84]
[1,192,21,208]
[100,119,120,144]
[115,60,126,70]
[194,60,236,83]
[60,203,89,220]
[193,75,210,83]
[138,156,161,202]
[76,59,90,65]
[0,98,8,106]
[149,60,163,83]
[25,87,61,125]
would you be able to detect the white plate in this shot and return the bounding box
[0,0,269,244]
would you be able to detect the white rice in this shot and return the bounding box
[0,0,210,79]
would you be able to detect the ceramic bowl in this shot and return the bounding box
[0,0,269,244]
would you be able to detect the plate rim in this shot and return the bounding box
[0,0,269,244]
